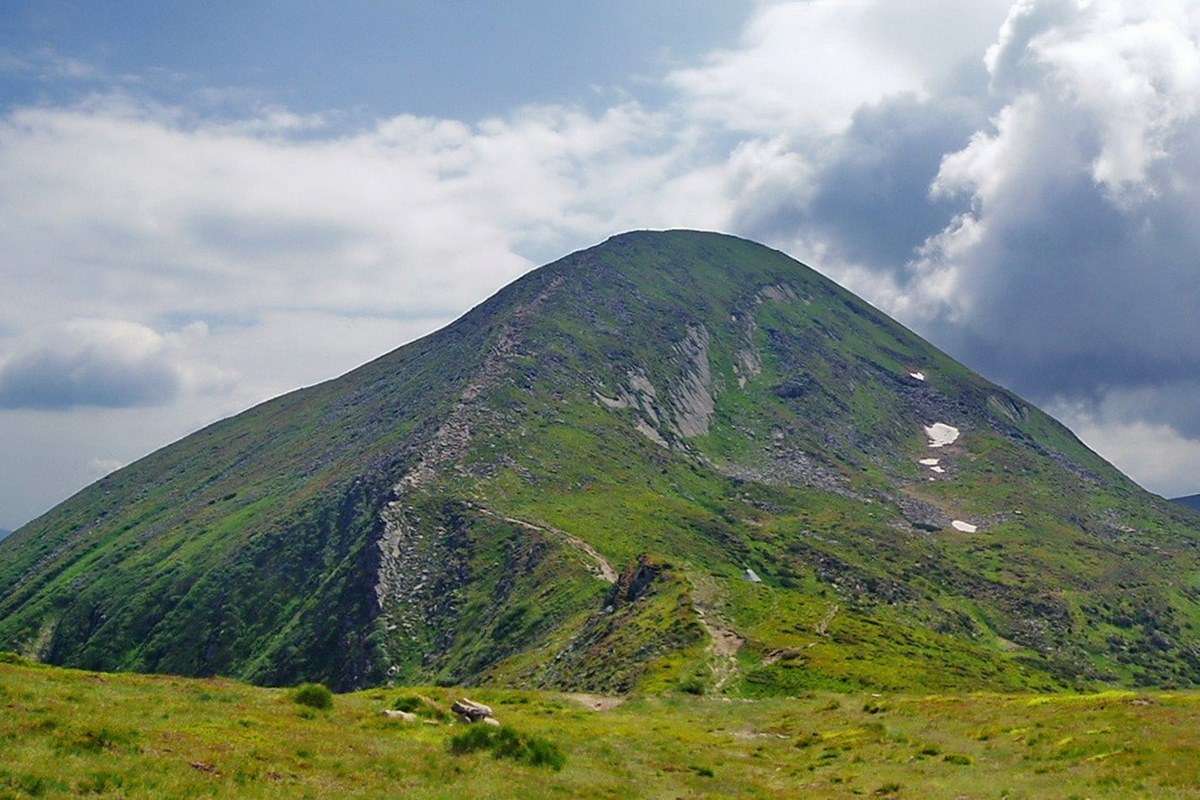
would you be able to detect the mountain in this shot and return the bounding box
[1174,495,1200,512]
[0,529,9,543]
[1,230,1198,694]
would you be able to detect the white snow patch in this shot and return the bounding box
[930,466,945,474]
[744,568,762,583]
[951,520,978,533]
[910,371,926,381]
[925,423,960,448]
[919,458,940,466]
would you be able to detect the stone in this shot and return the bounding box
[451,698,494,722]
[381,709,418,722]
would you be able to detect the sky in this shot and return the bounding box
[1,0,1199,529]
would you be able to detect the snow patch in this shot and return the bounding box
[924,423,960,448]
[919,458,940,466]
[930,466,945,474]
[909,371,926,381]
[951,520,978,533]
[744,568,762,583]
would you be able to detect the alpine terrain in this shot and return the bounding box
[2,230,1199,696]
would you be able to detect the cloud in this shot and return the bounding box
[1049,399,1200,499]
[901,1,1200,400]
[667,0,1009,135]
[0,319,209,410]
[0,97,734,332]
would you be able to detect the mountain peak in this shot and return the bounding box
[2,233,1198,694]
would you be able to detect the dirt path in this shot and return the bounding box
[471,505,618,584]
[690,577,745,692]
[564,693,626,711]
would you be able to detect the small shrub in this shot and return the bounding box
[678,677,706,696]
[943,753,972,765]
[875,783,902,796]
[448,725,565,771]
[291,683,333,710]
[689,765,715,777]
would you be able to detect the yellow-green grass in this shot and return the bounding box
[3,661,1200,798]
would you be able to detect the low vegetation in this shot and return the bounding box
[4,658,1200,798]
[290,682,332,710]
[448,725,566,770]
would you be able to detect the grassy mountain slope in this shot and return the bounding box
[3,657,1200,799]
[1,230,1199,695]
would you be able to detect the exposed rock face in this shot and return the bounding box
[669,325,715,438]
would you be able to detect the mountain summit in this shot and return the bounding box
[2,231,1198,693]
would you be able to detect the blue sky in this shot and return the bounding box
[1,1,749,118]
[2,0,1200,528]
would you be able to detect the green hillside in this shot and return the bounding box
[2,230,1199,695]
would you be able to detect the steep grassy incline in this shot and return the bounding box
[2,230,1199,695]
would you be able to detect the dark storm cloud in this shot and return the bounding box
[732,94,982,272]
[806,95,981,272]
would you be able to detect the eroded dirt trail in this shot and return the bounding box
[471,506,617,584]
[690,576,745,692]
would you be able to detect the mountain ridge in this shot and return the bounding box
[1174,494,1200,512]
[2,230,1198,694]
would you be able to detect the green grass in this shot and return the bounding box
[4,660,1200,798]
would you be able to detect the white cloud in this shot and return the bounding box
[667,0,1009,136]
[1050,399,1200,499]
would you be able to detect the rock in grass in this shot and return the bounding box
[451,698,494,722]
[381,709,418,722]
[482,716,501,727]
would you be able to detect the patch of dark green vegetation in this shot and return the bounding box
[290,683,332,710]
[448,725,566,771]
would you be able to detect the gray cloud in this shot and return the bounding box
[0,320,183,410]
[903,2,1200,423]
[744,94,983,273]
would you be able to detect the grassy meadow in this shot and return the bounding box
[2,657,1200,799]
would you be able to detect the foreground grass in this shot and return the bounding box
[2,661,1200,798]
